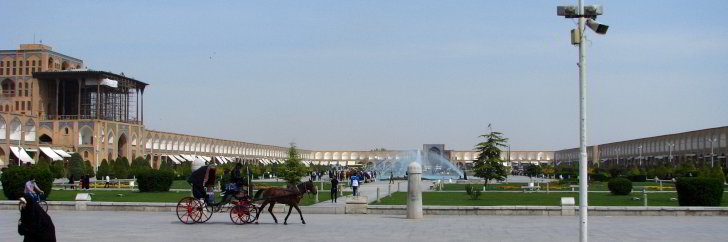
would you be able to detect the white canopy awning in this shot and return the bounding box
[39,147,63,161]
[347,161,356,166]
[10,146,34,164]
[202,156,211,162]
[180,154,195,162]
[167,155,181,164]
[53,149,72,158]
[260,159,268,165]
[174,155,186,162]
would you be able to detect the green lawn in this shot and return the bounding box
[442,181,677,191]
[371,192,728,207]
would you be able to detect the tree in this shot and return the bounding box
[524,164,543,181]
[50,161,66,179]
[542,164,555,179]
[97,159,111,180]
[473,128,509,187]
[84,160,95,177]
[130,156,151,177]
[68,153,86,179]
[278,143,310,188]
[113,157,130,179]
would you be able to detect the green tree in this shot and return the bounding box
[68,153,86,179]
[84,160,95,177]
[97,159,111,180]
[50,161,66,179]
[130,156,151,177]
[473,128,509,187]
[709,165,726,184]
[278,143,310,188]
[524,164,543,181]
[113,157,130,179]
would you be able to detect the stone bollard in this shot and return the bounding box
[377,187,380,203]
[339,184,343,197]
[315,190,319,203]
[407,162,423,219]
[388,184,391,195]
[561,197,575,216]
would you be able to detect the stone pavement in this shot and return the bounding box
[311,179,433,207]
[2,210,728,242]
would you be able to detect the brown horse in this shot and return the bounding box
[253,180,317,225]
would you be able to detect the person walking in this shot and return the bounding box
[330,176,339,203]
[350,173,359,196]
[389,172,394,184]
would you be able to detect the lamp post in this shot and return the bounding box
[668,143,675,167]
[557,2,608,241]
[707,138,717,167]
[638,145,643,167]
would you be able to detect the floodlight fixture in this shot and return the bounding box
[557,5,603,18]
[586,19,608,34]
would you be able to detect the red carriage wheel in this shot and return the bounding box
[176,197,201,224]
[230,205,249,225]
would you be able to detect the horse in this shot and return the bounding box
[253,180,317,225]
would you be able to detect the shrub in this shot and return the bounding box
[607,178,632,195]
[136,169,175,192]
[113,157,130,179]
[464,184,481,200]
[68,153,86,179]
[84,160,95,177]
[129,157,151,178]
[675,177,723,206]
[50,161,65,179]
[590,173,608,182]
[96,159,111,180]
[627,175,647,182]
[0,165,54,200]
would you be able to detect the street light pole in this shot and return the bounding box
[708,138,717,167]
[557,2,608,241]
[638,145,643,167]
[668,143,674,167]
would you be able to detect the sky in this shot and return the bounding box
[3,0,727,151]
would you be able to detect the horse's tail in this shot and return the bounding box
[253,188,266,200]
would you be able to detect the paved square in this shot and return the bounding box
[2,210,727,242]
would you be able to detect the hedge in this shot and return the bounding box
[0,165,54,200]
[136,169,175,192]
[675,177,723,206]
[607,177,632,195]
[590,173,608,182]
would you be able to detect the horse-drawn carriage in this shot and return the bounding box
[176,182,259,225]
[175,181,317,225]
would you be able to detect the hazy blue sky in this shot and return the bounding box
[3,1,727,151]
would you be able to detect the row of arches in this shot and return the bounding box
[142,131,292,158]
[0,117,36,141]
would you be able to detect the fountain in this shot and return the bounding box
[368,149,464,180]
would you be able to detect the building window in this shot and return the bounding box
[27,101,31,110]
[25,60,29,66]
[25,68,28,75]
[19,61,23,67]
[15,101,19,110]
[65,127,69,134]
[13,61,16,67]
[21,102,25,110]
[0,61,3,67]
[31,60,35,66]
[84,151,89,158]
[12,68,16,75]
[24,88,28,97]
[18,68,22,75]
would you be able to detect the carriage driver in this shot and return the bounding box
[221,162,249,202]
[187,161,217,205]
